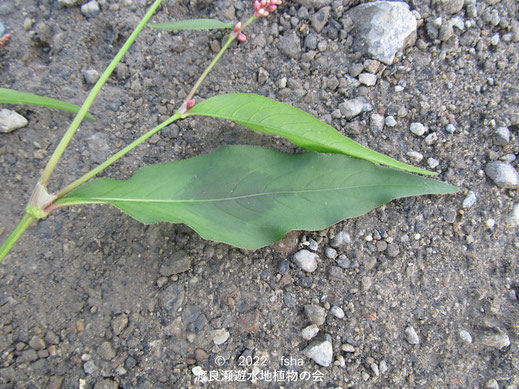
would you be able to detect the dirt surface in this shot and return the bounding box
[1,0,518,388]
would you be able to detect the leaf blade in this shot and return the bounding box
[0,88,95,120]
[188,93,434,175]
[149,19,235,31]
[58,146,457,250]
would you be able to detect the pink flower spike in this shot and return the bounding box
[186,99,196,110]
[232,22,242,37]
[267,4,277,11]
[238,32,247,42]
[253,0,261,11]
[260,0,267,7]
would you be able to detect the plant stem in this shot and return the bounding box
[39,0,164,186]
[0,214,35,264]
[184,16,256,104]
[53,113,182,202]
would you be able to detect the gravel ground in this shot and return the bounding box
[1,0,518,388]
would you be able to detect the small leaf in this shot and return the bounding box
[0,88,94,120]
[149,19,235,31]
[188,93,434,175]
[58,146,457,250]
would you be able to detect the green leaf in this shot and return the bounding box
[188,93,434,176]
[0,88,95,120]
[149,19,235,31]
[58,146,457,250]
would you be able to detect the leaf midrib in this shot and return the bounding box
[66,183,428,204]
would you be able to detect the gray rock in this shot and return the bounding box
[485,162,519,188]
[427,158,440,169]
[83,69,100,84]
[385,116,397,127]
[325,247,337,259]
[337,257,350,269]
[371,113,385,131]
[0,109,28,133]
[331,231,351,248]
[159,250,192,276]
[87,132,111,164]
[45,331,60,345]
[358,72,377,86]
[349,63,364,78]
[512,19,519,42]
[303,333,333,367]
[494,127,510,145]
[58,0,78,6]
[379,360,388,374]
[301,324,319,340]
[279,31,301,58]
[98,341,115,361]
[339,97,373,119]
[407,151,424,163]
[257,67,269,85]
[295,0,332,9]
[330,306,344,319]
[81,0,100,18]
[0,21,4,36]
[304,304,326,326]
[159,283,185,313]
[509,204,519,227]
[29,336,45,351]
[410,122,427,136]
[211,328,230,345]
[425,132,437,145]
[459,330,473,343]
[344,1,417,65]
[445,123,456,133]
[479,330,510,349]
[83,360,98,375]
[112,314,128,336]
[293,249,318,272]
[311,6,330,33]
[462,191,477,208]
[485,379,499,389]
[94,379,118,389]
[304,33,318,50]
[18,349,38,363]
[405,326,420,344]
[445,0,464,14]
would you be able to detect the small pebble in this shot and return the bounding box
[405,326,420,344]
[509,204,519,227]
[211,328,230,345]
[303,334,333,367]
[494,127,510,146]
[427,158,440,169]
[485,162,519,188]
[325,247,337,259]
[339,97,373,119]
[425,132,437,145]
[486,379,499,389]
[445,123,456,133]
[385,116,397,127]
[330,306,345,319]
[407,151,424,163]
[304,304,326,326]
[462,191,477,208]
[301,324,320,340]
[81,0,100,18]
[379,360,388,374]
[331,231,351,248]
[0,109,28,133]
[485,219,495,229]
[410,122,427,136]
[341,344,355,353]
[293,250,319,273]
[83,69,100,84]
[358,73,377,86]
[459,330,473,343]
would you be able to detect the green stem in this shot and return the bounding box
[53,113,182,202]
[0,214,35,264]
[184,16,256,105]
[39,0,164,186]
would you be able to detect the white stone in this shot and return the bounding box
[0,109,28,133]
[293,250,319,272]
[301,324,320,340]
[358,72,377,86]
[303,334,333,367]
[405,326,420,344]
[211,328,230,345]
[410,122,427,136]
[508,204,519,227]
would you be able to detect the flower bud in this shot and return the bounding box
[186,99,196,110]
[238,32,247,42]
